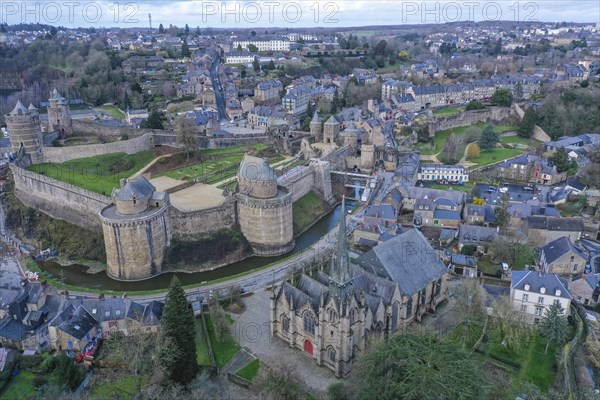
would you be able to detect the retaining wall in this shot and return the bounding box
[10,164,111,230]
[431,106,514,133]
[43,134,153,164]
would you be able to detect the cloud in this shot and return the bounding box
[0,1,597,28]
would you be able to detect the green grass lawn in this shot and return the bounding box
[427,183,473,193]
[28,151,157,195]
[487,335,557,391]
[292,191,330,234]
[499,136,540,146]
[195,318,212,366]
[433,105,465,116]
[0,370,37,400]
[91,375,138,400]
[157,154,243,181]
[416,123,519,156]
[97,106,126,119]
[235,358,261,381]
[204,314,240,368]
[467,148,524,169]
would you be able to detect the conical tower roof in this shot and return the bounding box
[311,110,320,124]
[10,101,29,116]
[50,88,63,100]
[344,120,358,132]
[28,103,37,111]
[324,115,340,125]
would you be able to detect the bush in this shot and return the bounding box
[466,100,486,111]
[488,352,521,369]
[19,355,41,369]
[33,375,48,388]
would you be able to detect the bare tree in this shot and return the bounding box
[489,296,532,352]
[175,116,199,162]
[255,358,304,400]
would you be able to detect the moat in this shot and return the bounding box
[38,203,347,292]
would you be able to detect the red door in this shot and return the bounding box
[304,340,313,356]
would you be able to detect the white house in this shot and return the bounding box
[417,164,470,183]
[224,51,257,65]
[510,270,572,324]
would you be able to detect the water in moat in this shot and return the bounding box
[39,203,346,292]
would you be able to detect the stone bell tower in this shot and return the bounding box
[47,88,72,138]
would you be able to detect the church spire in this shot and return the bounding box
[331,196,352,285]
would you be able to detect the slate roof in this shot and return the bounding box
[53,305,97,340]
[364,203,396,220]
[511,271,572,299]
[433,209,461,220]
[324,115,340,126]
[114,176,155,201]
[406,187,465,205]
[354,229,447,295]
[466,204,496,223]
[541,237,587,265]
[527,216,584,232]
[459,225,498,245]
[451,254,477,267]
[239,154,277,181]
[9,101,29,116]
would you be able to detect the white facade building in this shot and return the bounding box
[510,271,572,324]
[417,164,470,183]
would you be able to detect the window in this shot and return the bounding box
[573,264,578,272]
[67,341,73,348]
[328,347,336,362]
[538,297,544,304]
[116,309,121,316]
[570,256,575,262]
[350,309,357,324]
[92,308,97,315]
[522,293,529,301]
[105,311,110,317]
[281,315,290,332]
[303,313,315,335]
[406,297,413,318]
[534,307,543,316]
[329,309,337,323]
[521,305,527,312]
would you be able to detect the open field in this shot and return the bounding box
[97,105,126,119]
[235,359,261,381]
[467,148,524,169]
[416,123,518,155]
[433,105,465,116]
[0,370,37,400]
[91,375,137,400]
[28,151,158,195]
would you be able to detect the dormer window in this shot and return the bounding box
[540,286,546,294]
[92,308,97,314]
[524,283,530,291]
[555,289,561,297]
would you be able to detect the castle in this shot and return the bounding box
[5,92,331,281]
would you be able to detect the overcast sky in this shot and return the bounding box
[2,1,598,28]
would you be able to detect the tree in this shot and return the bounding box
[519,107,537,138]
[550,147,570,173]
[181,39,191,58]
[351,334,485,400]
[491,89,513,107]
[467,143,480,159]
[185,24,190,35]
[255,358,304,400]
[175,116,198,162]
[515,82,524,100]
[472,197,485,205]
[398,50,409,62]
[466,100,485,111]
[250,30,256,37]
[479,124,499,151]
[452,280,487,349]
[236,44,243,52]
[159,276,198,384]
[159,23,165,34]
[541,300,569,354]
[490,296,532,352]
[141,110,166,130]
[493,193,511,230]
[302,101,314,131]
[267,60,276,70]
[248,44,259,53]
[253,57,260,72]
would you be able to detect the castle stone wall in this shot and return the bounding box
[169,197,237,235]
[42,134,154,164]
[278,166,315,202]
[10,164,111,230]
[71,120,167,141]
[430,106,514,133]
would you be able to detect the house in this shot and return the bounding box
[417,164,469,183]
[526,216,584,247]
[254,80,283,104]
[449,254,478,278]
[463,204,496,226]
[458,224,498,253]
[402,187,465,212]
[511,271,572,324]
[48,304,98,351]
[353,203,398,245]
[569,274,600,308]
[508,204,561,228]
[126,109,148,124]
[282,84,311,116]
[415,197,462,228]
[126,300,164,334]
[224,51,258,64]
[539,237,587,276]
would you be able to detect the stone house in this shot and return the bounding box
[449,254,478,278]
[458,224,498,253]
[526,216,584,247]
[126,300,164,334]
[414,197,462,228]
[402,187,465,212]
[569,274,600,308]
[463,204,496,226]
[353,203,397,245]
[511,271,572,324]
[539,236,588,276]
[254,80,283,104]
[48,304,98,351]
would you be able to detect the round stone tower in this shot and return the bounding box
[342,121,359,148]
[323,115,341,144]
[47,88,72,138]
[309,111,322,140]
[100,176,171,281]
[237,154,295,257]
[5,101,44,164]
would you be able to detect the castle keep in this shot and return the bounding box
[5,101,44,164]
[100,177,171,281]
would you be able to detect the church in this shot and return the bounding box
[270,198,450,377]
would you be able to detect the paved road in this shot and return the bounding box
[210,58,227,122]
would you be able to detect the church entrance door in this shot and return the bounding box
[304,340,313,356]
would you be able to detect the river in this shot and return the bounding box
[38,203,347,292]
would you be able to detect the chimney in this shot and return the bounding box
[120,178,127,188]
